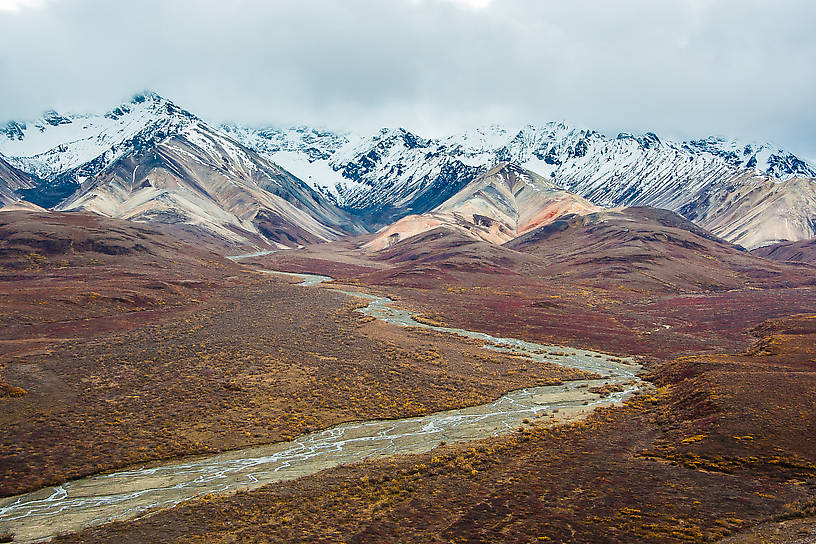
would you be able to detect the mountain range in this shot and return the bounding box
[1,91,815,250]
[224,123,816,249]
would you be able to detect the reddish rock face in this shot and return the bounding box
[364,163,599,251]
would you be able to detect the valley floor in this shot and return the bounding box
[48,314,816,544]
[0,263,589,498]
[2,221,816,543]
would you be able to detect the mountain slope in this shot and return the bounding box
[364,163,599,250]
[0,93,200,207]
[752,238,816,265]
[0,154,41,210]
[0,209,237,269]
[57,122,366,247]
[367,226,540,283]
[222,125,485,225]
[0,94,195,180]
[679,173,816,249]
[230,123,816,248]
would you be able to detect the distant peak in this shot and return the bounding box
[130,90,164,104]
[1,120,27,141]
[42,110,73,127]
[123,90,198,122]
[484,161,537,182]
[377,126,412,137]
[372,127,428,149]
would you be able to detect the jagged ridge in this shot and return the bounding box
[229,123,816,247]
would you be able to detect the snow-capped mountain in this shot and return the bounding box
[0,93,366,247]
[0,93,199,207]
[227,122,816,247]
[681,137,815,179]
[221,124,485,224]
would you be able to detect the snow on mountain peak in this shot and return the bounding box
[222,120,816,235]
[682,136,816,179]
[0,92,197,182]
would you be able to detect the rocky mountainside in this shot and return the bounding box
[681,172,816,249]
[1,94,366,247]
[0,154,40,210]
[228,123,816,248]
[364,163,599,250]
[221,125,485,225]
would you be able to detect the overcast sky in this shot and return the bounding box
[1,0,814,158]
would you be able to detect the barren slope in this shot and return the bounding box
[681,173,816,249]
[365,163,598,250]
[57,122,365,247]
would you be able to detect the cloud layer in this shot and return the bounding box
[1,0,814,157]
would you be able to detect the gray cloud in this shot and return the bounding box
[1,0,814,157]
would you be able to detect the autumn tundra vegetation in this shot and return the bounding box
[1,209,815,543]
